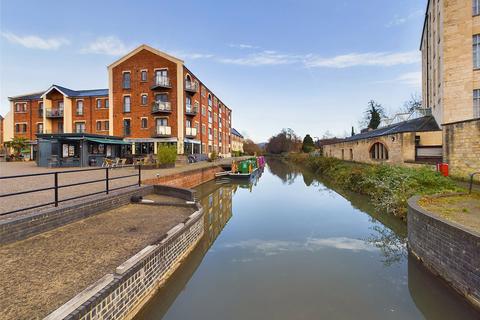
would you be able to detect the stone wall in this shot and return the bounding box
[0,186,153,245]
[408,196,480,309]
[443,118,480,179]
[143,165,223,189]
[45,205,205,320]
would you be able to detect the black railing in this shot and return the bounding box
[0,165,141,216]
[469,172,480,194]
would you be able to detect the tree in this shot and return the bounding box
[265,128,302,154]
[351,126,355,136]
[302,134,315,153]
[401,93,422,114]
[243,139,262,155]
[364,100,385,130]
[5,137,29,158]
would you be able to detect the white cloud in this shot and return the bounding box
[228,43,259,49]
[1,32,69,50]
[387,9,424,27]
[81,36,132,56]
[304,51,420,68]
[171,51,213,60]
[396,71,422,87]
[219,50,301,66]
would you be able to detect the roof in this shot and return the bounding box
[108,44,183,69]
[231,128,243,138]
[9,85,108,101]
[420,0,431,50]
[343,116,440,143]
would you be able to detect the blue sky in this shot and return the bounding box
[0,0,426,142]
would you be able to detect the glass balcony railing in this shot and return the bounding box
[45,108,64,118]
[151,101,172,113]
[151,76,171,89]
[186,127,197,137]
[153,125,172,137]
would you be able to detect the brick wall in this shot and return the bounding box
[71,96,109,134]
[45,204,205,320]
[144,166,223,189]
[443,118,480,179]
[0,186,153,245]
[408,196,480,309]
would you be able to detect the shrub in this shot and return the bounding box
[208,151,218,162]
[157,145,177,166]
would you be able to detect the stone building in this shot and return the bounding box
[231,128,244,154]
[421,0,480,177]
[323,116,442,165]
[3,44,233,160]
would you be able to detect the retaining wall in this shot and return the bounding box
[143,165,223,189]
[45,205,204,320]
[0,186,153,245]
[408,196,480,309]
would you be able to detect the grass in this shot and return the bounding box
[287,153,462,219]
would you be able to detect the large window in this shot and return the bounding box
[123,72,131,89]
[141,94,148,105]
[474,0,480,16]
[15,123,27,133]
[38,102,44,117]
[141,118,148,129]
[370,142,389,160]
[15,103,27,112]
[123,96,131,112]
[475,89,480,118]
[76,100,84,115]
[474,35,480,69]
[123,119,131,136]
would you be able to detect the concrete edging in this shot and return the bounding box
[407,195,480,310]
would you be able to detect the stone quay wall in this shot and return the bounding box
[408,196,480,310]
[45,200,204,320]
[0,186,153,245]
[143,165,223,189]
[443,118,480,180]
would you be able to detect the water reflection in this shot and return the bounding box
[136,157,479,320]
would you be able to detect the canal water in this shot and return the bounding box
[136,158,479,319]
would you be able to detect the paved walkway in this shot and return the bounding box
[0,157,245,217]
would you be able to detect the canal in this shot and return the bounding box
[136,158,479,319]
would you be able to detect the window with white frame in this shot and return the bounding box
[15,123,27,133]
[141,70,148,82]
[208,94,212,106]
[76,100,84,115]
[474,35,480,69]
[96,121,102,131]
[105,99,109,108]
[37,123,43,133]
[123,96,131,112]
[15,103,27,112]
[97,99,102,109]
[123,72,131,89]
[141,94,148,105]
[474,89,480,118]
[474,0,480,16]
[38,101,44,117]
[208,111,212,123]
[141,118,148,129]
[105,121,109,131]
[75,122,86,133]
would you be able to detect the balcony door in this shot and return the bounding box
[156,118,168,127]
[155,94,168,102]
[155,70,168,84]
[123,119,131,136]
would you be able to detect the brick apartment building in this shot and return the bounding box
[4,45,232,158]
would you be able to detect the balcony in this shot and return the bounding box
[151,101,172,114]
[185,127,197,138]
[185,105,198,116]
[45,108,64,118]
[151,76,171,90]
[185,80,198,94]
[152,125,172,137]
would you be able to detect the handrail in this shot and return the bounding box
[0,164,141,216]
[469,172,480,194]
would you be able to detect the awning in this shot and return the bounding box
[84,137,131,145]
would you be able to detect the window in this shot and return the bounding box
[38,102,44,117]
[350,149,353,160]
[96,121,102,131]
[186,96,192,111]
[15,123,27,133]
[105,99,109,108]
[208,94,212,107]
[474,35,480,69]
[186,119,192,128]
[202,124,206,134]
[58,122,63,133]
[156,118,168,127]
[123,96,131,112]
[201,86,206,97]
[105,121,109,131]
[58,101,64,109]
[123,72,131,89]
[141,70,147,82]
[154,69,168,86]
[75,122,86,133]
[123,119,131,136]
[76,100,84,115]
[202,106,206,116]
[37,123,43,134]
[141,118,148,129]
[474,89,480,118]
[369,142,389,160]
[97,99,102,109]
[209,128,213,140]
[474,0,480,16]
[208,111,212,123]
[141,94,148,105]
[15,103,27,112]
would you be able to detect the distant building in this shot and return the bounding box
[0,114,4,145]
[323,116,442,164]
[231,128,244,153]
[420,0,480,176]
[3,44,233,162]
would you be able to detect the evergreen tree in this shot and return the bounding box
[302,134,315,153]
[365,100,384,129]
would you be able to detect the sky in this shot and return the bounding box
[0,0,426,142]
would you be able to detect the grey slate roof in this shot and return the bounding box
[343,116,440,143]
[8,85,108,101]
[231,128,243,138]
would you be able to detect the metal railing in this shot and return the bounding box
[151,101,172,113]
[185,105,198,115]
[46,108,64,117]
[185,80,198,92]
[469,172,480,194]
[186,127,197,137]
[153,125,172,137]
[152,76,171,88]
[0,165,142,216]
